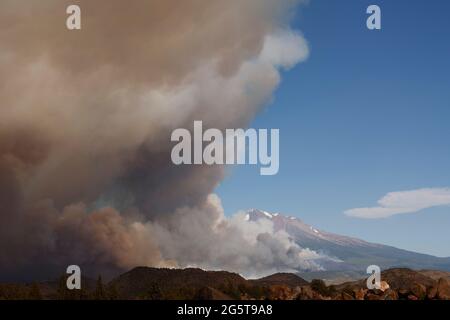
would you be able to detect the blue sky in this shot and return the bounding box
[216,0,450,257]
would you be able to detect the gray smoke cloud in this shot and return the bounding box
[0,0,321,280]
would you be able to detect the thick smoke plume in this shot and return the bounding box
[0,0,319,280]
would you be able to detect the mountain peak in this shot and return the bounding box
[244,209,450,274]
[247,208,297,221]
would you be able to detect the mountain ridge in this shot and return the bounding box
[246,209,450,276]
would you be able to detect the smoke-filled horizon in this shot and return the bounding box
[0,0,332,281]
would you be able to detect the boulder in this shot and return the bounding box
[436,278,450,300]
[398,288,410,298]
[382,289,398,300]
[370,289,383,295]
[354,288,366,300]
[411,283,427,300]
[341,292,354,300]
[365,293,381,300]
[427,285,438,300]
[380,281,390,292]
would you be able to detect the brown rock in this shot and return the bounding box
[381,268,435,291]
[366,293,381,300]
[436,278,450,300]
[341,292,354,300]
[380,281,390,292]
[407,294,418,300]
[411,283,427,300]
[382,289,398,300]
[354,288,366,300]
[370,288,383,295]
[427,285,438,300]
[398,288,410,298]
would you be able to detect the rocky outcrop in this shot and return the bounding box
[2,267,450,300]
[307,268,449,301]
[427,277,450,300]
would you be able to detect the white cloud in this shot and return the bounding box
[259,30,309,69]
[344,188,450,219]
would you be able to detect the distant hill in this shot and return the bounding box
[418,270,450,281]
[249,273,309,288]
[335,268,436,291]
[108,267,250,299]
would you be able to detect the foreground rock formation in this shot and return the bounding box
[0,267,449,300]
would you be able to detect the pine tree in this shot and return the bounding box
[94,275,105,300]
[107,283,119,300]
[29,282,42,300]
[146,283,162,300]
[57,276,68,300]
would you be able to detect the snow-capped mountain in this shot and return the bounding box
[246,209,450,274]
